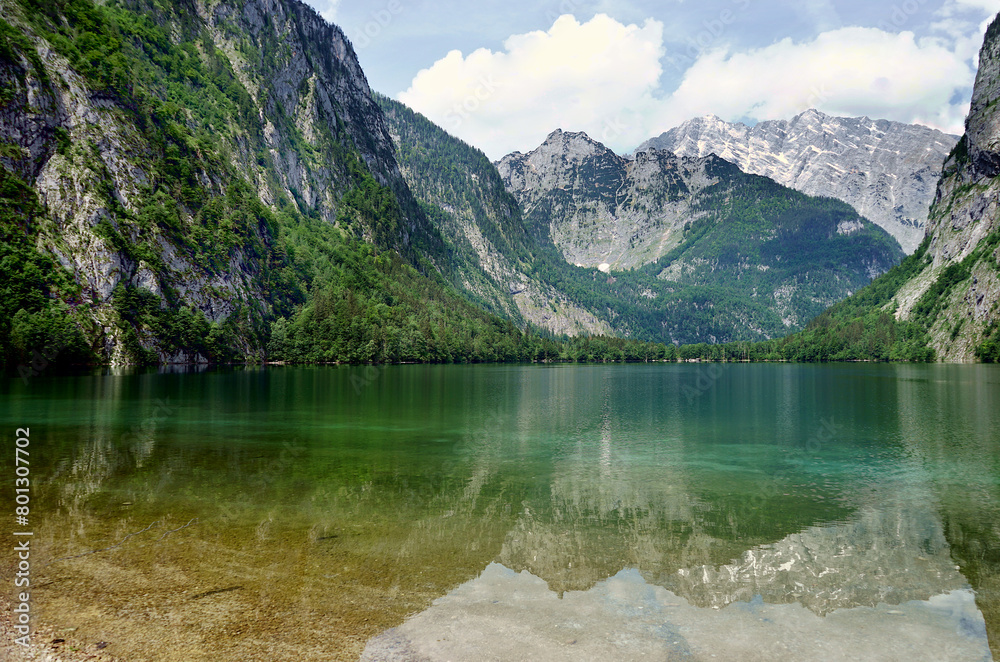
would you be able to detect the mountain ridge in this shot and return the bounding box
[375,95,613,336]
[2,0,994,365]
[636,109,958,254]
[496,127,905,341]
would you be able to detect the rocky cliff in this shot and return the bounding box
[637,110,958,254]
[497,129,904,339]
[0,0,447,365]
[888,15,1000,361]
[499,130,723,271]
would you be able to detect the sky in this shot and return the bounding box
[303,0,1000,160]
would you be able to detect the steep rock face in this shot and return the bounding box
[0,0,441,364]
[499,130,720,270]
[890,15,1000,361]
[497,130,904,338]
[199,0,417,228]
[377,98,611,336]
[0,9,258,363]
[638,110,958,254]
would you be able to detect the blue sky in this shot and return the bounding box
[303,0,1000,159]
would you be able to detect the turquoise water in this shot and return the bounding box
[1,364,998,660]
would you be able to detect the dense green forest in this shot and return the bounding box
[671,239,939,362]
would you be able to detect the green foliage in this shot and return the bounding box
[0,166,93,369]
[266,211,541,364]
[977,321,1000,363]
[911,259,973,324]
[336,150,403,247]
[907,230,999,332]
[824,237,933,319]
[948,135,970,169]
[375,93,533,265]
[668,237,939,362]
[0,14,49,88]
[110,284,241,364]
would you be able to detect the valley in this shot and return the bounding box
[0,0,997,366]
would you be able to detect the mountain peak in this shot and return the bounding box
[541,128,601,146]
[635,111,957,253]
[521,129,614,162]
[797,108,826,120]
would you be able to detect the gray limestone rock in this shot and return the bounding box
[497,129,723,271]
[637,110,958,254]
[892,14,1000,361]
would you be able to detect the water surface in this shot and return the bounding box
[1,364,998,660]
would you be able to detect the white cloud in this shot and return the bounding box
[309,0,340,23]
[663,27,975,135]
[932,0,999,70]
[399,15,977,159]
[952,0,1000,12]
[398,14,665,159]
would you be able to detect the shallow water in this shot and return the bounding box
[1,364,998,660]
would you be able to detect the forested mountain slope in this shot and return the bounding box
[0,0,537,367]
[3,0,986,364]
[375,94,611,336]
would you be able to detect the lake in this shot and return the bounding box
[1,364,998,661]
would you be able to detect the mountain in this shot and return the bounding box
[374,95,611,337]
[499,129,725,271]
[636,110,958,254]
[497,129,905,340]
[0,0,542,368]
[666,13,1000,363]
[5,0,990,364]
[889,16,1000,361]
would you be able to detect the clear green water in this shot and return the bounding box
[1,364,998,660]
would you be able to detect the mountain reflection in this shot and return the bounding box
[362,565,990,662]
